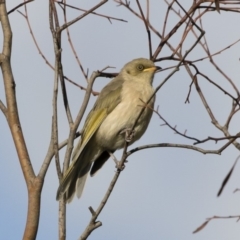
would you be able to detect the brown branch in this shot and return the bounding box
[224,103,239,129]
[193,215,240,234]
[160,38,239,158]
[127,142,225,156]
[99,65,116,72]
[191,38,240,64]
[115,0,179,62]
[7,0,33,15]
[97,71,118,78]
[17,9,54,70]
[170,1,203,57]
[215,0,220,12]
[185,78,194,103]
[162,0,210,64]
[163,0,240,117]
[160,100,235,140]
[217,155,240,196]
[193,74,240,151]
[50,1,73,126]
[52,53,62,181]
[59,0,108,32]
[18,8,94,94]
[163,0,240,99]
[49,2,67,238]
[194,133,240,145]
[184,62,240,109]
[162,0,240,156]
[162,0,175,38]
[64,76,99,96]
[0,99,7,118]
[233,188,240,193]
[56,1,127,23]
[152,1,203,60]
[136,0,152,59]
[152,106,200,142]
[0,1,42,239]
[193,74,218,124]
[79,140,129,239]
[62,1,88,81]
[210,55,239,97]
[197,13,240,97]
[196,70,239,106]
[155,0,240,158]
[198,6,240,13]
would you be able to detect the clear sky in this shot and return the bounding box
[1,1,240,239]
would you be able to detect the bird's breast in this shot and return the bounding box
[95,81,155,150]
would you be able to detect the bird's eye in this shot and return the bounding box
[137,64,144,71]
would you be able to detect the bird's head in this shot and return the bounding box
[120,58,161,84]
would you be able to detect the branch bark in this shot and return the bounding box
[0,1,43,239]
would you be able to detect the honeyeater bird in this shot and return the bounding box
[56,58,160,202]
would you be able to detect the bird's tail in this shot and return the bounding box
[56,148,92,203]
[65,162,91,203]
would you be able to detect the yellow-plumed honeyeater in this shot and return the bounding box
[57,58,160,202]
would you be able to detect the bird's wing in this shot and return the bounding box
[71,109,107,162]
[72,76,123,162]
[56,77,123,200]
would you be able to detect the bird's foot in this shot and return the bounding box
[120,128,135,142]
[116,162,125,171]
[108,151,126,171]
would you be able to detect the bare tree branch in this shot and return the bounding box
[56,1,128,23]
[7,0,33,15]
[127,142,225,156]
[0,99,7,117]
[79,141,129,240]
[136,0,152,59]
[0,1,42,239]
[193,214,240,234]
[59,0,108,32]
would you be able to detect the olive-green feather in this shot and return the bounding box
[56,77,123,200]
[72,77,123,162]
[71,109,108,162]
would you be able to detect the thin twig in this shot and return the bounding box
[7,0,33,15]
[59,0,108,32]
[57,1,127,23]
[127,143,225,156]
[17,9,54,70]
[136,0,152,58]
[79,140,129,240]
[18,8,94,93]
[62,2,88,81]
[50,0,73,125]
[0,99,7,117]
[193,215,240,234]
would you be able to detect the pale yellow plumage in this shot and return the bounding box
[56,58,160,202]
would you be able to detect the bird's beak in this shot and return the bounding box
[143,66,162,72]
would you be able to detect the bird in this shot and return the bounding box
[56,58,160,202]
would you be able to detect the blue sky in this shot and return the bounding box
[1,0,240,239]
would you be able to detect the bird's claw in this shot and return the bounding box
[120,128,135,142]
[115,162,125,171]
[108,151,125,171]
